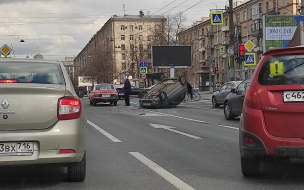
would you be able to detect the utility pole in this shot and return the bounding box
[228,0,234,82]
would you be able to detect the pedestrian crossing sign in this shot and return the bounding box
[210,12,224,26]
[243,53,256,67]
[140,67,148,74]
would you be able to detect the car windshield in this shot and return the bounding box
[0,62,64,85]
[258,54,304,85]
[95,84,114,90]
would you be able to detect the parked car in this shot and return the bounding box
[223,79,250,120]
[0,58,87,182]
[139,76,187,108]
[212,81,243,108]
[89,83,118,106]
[114,85,141,99]
[240,46,304,176]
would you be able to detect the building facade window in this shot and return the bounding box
[138,25,143,31]
[147,44,151,50]
[122,63,126,70]
[243,26,247,36]
[130,44,134,50]
[129,25,133,32]
[147,25,151,31]
[130,35,134,40]
[122,53,126,60]
[243,11,247,21]
[121,35,125,40]
[266,2,269,13]
[121,44,126,50]
[147,35,152,41]
[139,35,143,40]
[121,25,125,31]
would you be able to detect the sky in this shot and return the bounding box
[0,0,230,61]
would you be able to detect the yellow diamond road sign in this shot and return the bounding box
[0,44,12,57]
[244,40,255,52]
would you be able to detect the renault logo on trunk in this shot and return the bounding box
[1,100,9,109]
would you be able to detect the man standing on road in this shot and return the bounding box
[123,77,131,106]
[187,82,193,100]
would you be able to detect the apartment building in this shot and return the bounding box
[74,12,166,85]
[62,56,75,78]
[178,0,297,91]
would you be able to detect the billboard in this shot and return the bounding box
[151,46,192,68]
[78,76,96,87]
[263,15,304,52]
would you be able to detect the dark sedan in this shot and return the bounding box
[223,79,250,120]
[114,85,141,99]
[212,81,242,108]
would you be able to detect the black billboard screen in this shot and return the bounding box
[151,46,192,68]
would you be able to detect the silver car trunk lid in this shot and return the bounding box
[0,84,65,131]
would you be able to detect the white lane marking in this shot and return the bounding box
[130,102,238,130]
[87,120,122,143]
[129,152,195,190]
[218,125,239,130]
[150,123,201,140]
[147,111,239,130]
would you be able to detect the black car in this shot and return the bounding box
[223,79,250,120]
[139,76,187,108]
[212,81,243,108]
[114,85,141,99]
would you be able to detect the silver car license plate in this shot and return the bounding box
[0,142,34,156]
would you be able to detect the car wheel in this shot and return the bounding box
[67,152,86,182]
[241,158,260,177]
[178,76,186,86]
[89,99,93,105]
[212,96,220,108]
[224,102,235,120]
[119,96,121,100]
[93,100,97,106]
[159,91,168,102]
[114,101,117,106]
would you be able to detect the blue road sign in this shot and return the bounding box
[210,12,224,26]
[140,67,148,74]
[140,61,146,67]
[244,53,256,67]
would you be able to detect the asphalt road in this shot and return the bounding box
[2,96,304,189]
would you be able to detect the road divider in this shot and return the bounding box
[87,120,122,143]
[129,152,195,190]
[150,123,201,139]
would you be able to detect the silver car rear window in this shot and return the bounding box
[258,54,304,85]
[0,62,64,85]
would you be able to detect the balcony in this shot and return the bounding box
[221,26,229,32]
[254,46,263,53]
[222,40,229,45]
[199,59,207,64]
[198,36,205,40]
[207,30,214,37]
[252,29,263,37]
[207,45,215,49]
[199,47,206,52]
[252,13,262,20]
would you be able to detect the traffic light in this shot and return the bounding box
[215,67,219,75]
[238,45,245,62]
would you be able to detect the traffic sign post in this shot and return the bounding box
[0,44,12,57]
[210,12,224,26]
[243,53,256,67]
[140,67,148,74]
[140,61,146,67]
